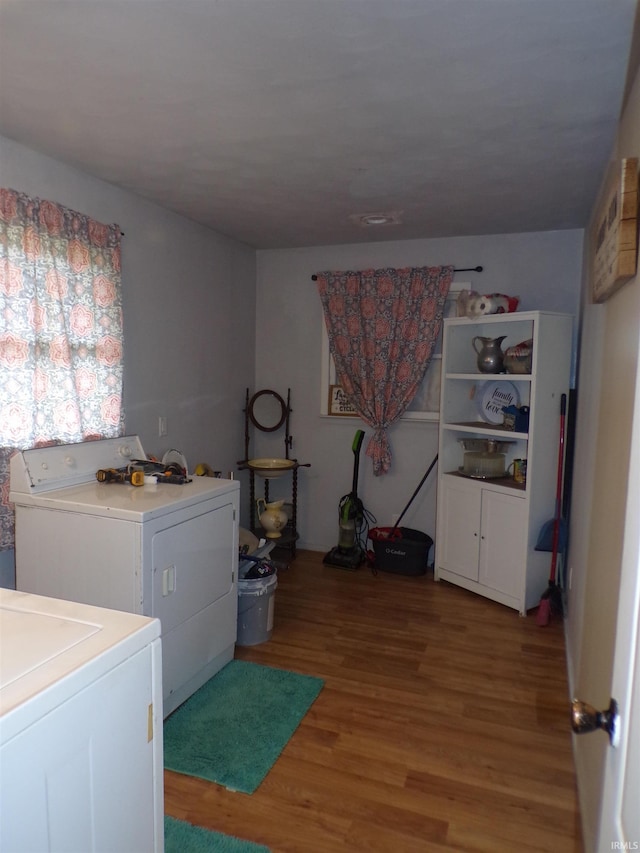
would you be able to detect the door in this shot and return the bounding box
[438,476,480,580]
[569,232,640,844]
[569,260,640,843]
[568,68,640,847]
[478,489,526,599]
[151,501,235,633]
[150,497,237,710]
[596,332,640,848]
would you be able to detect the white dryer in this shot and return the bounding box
[10,435,239,717]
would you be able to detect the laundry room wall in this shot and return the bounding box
[1,134,256,468]
[1,133,586,564]
[254,232,583,554]
[1,134,257,584]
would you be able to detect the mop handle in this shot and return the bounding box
[391,454,439,535]
[549,394,567,582]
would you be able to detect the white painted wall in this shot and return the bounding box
[255,232,583,553]
[0,135,257,581]
[1,134,256,470]
[0,134,586,566]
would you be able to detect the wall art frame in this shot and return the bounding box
[591,157,638,304]
[328,384,358,417]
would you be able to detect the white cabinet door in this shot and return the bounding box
[478,489,527,599]
[439,477,481,581]
[439,477,527,601]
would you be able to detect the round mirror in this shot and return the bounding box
[248,390,287,432]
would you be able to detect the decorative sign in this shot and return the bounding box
[591,157,638,303]
[476,381,521,425]
[328,385,358,416]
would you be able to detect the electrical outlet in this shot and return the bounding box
[158,416,167,437]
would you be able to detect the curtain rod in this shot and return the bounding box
[311,266,482,280]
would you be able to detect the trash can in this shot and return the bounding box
[236,562,278,646]
[367,527,433,576]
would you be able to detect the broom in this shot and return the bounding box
[536,394,567,626]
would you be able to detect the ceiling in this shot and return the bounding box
[0,0,637,250]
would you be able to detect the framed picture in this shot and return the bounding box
[328,385,358,416]
[591,157,638,303]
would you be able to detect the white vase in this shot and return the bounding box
[256,498,288,539]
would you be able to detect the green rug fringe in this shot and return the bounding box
[165,815,270,852]
[164,660,324,793]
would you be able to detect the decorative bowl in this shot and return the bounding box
[504,339,533,374]
[247,458,295,479]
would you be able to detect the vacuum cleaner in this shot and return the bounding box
[323,429,369,570]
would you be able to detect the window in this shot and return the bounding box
[0,188,123,549]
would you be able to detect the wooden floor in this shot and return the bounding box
[164,550,582,852]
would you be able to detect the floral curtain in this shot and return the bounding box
[0,188,124,549]
[317,265,454,475]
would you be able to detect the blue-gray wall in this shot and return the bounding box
[254,232,582,552]
[1,134,257,585]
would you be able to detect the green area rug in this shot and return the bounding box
[164,660,324,793]
[165,815,270,852]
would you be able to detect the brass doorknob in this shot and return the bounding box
[571,698,618,745]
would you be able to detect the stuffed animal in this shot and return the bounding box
[457,290,519,318]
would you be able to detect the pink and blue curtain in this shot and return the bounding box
[317,265,454,475]
[0,188,124,549]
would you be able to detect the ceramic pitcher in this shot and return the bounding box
[472,335,507,373]
[256,498,288,538]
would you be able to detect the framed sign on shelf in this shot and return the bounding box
[591,157,638,303]
[328,385,358,417]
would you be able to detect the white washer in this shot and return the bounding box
[10,435,239,717]
[0,588,163,852]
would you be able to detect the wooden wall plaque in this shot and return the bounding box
[591,157,638,303]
